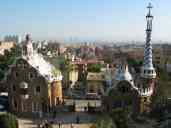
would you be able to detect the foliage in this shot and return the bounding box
[127,58,142,67]
[160,119,171,128]
[151,69,169,118]
[0,45,21,80]
[52,67,61,77]
[92,115,116,128]
[44,56,65,69]
[59,58,75,88]
[151,81,166,104]
[75,48,81,55]
[158,68,170,81]
[0,69,4,80]
[0,113,18,128]
[87,64,101,73]
[110,108,129,128]
[93,108,129,128]
[127,58,143,73]
[59,58,74,72]
[108,88,132,107]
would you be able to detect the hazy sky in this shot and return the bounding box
[0,0,171,41]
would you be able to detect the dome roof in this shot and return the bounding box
[114,64,134,85]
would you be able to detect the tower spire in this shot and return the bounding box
[141,2,156,79]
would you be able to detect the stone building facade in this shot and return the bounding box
[87,72,106,95]
[4,34,63,115]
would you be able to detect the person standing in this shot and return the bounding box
[76,115,80,124]
[58,121,62,128]
[70,123,74,128]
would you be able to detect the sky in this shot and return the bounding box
[0,0,171,42]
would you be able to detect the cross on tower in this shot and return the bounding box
[147,3,153,16]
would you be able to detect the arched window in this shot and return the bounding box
[12,84,16,92]
[36,86,40,93]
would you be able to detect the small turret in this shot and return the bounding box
[22,34,34,58]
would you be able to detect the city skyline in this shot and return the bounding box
[0,0,171,42]
[0,2,171,127]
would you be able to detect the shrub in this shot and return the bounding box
[0,113,18,128]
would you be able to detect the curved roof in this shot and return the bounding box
[114,64,133,85]
[21,35,62,82]
[22,53,62,82]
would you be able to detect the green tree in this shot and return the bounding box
[93,115,116,128]
[0,113,18,128]
[60,59,74,89]
[127,58,143,73]
[0,45,21,80]
[0,69,4,80]
[110,108,129,128]
[150,80,168,119]
[87,64,101,73]
[158,68,170,81]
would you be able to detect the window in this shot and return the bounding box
[14,101,17,108]
[89,88,94,93]
[29,72,34,80]
[36,86,40,93]
[102,75,105,79]
[15,72,19,78]
[12,85,16,92]
[156,57,160,60]
[17,63,21,68]
[17,60,28,69]
[24,63,27,69]
[156,61,160,64]
[69,80,72,85]
[144,97,147,102]
[12,99,17,109]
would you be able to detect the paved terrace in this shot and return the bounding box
[18,112,98,128]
